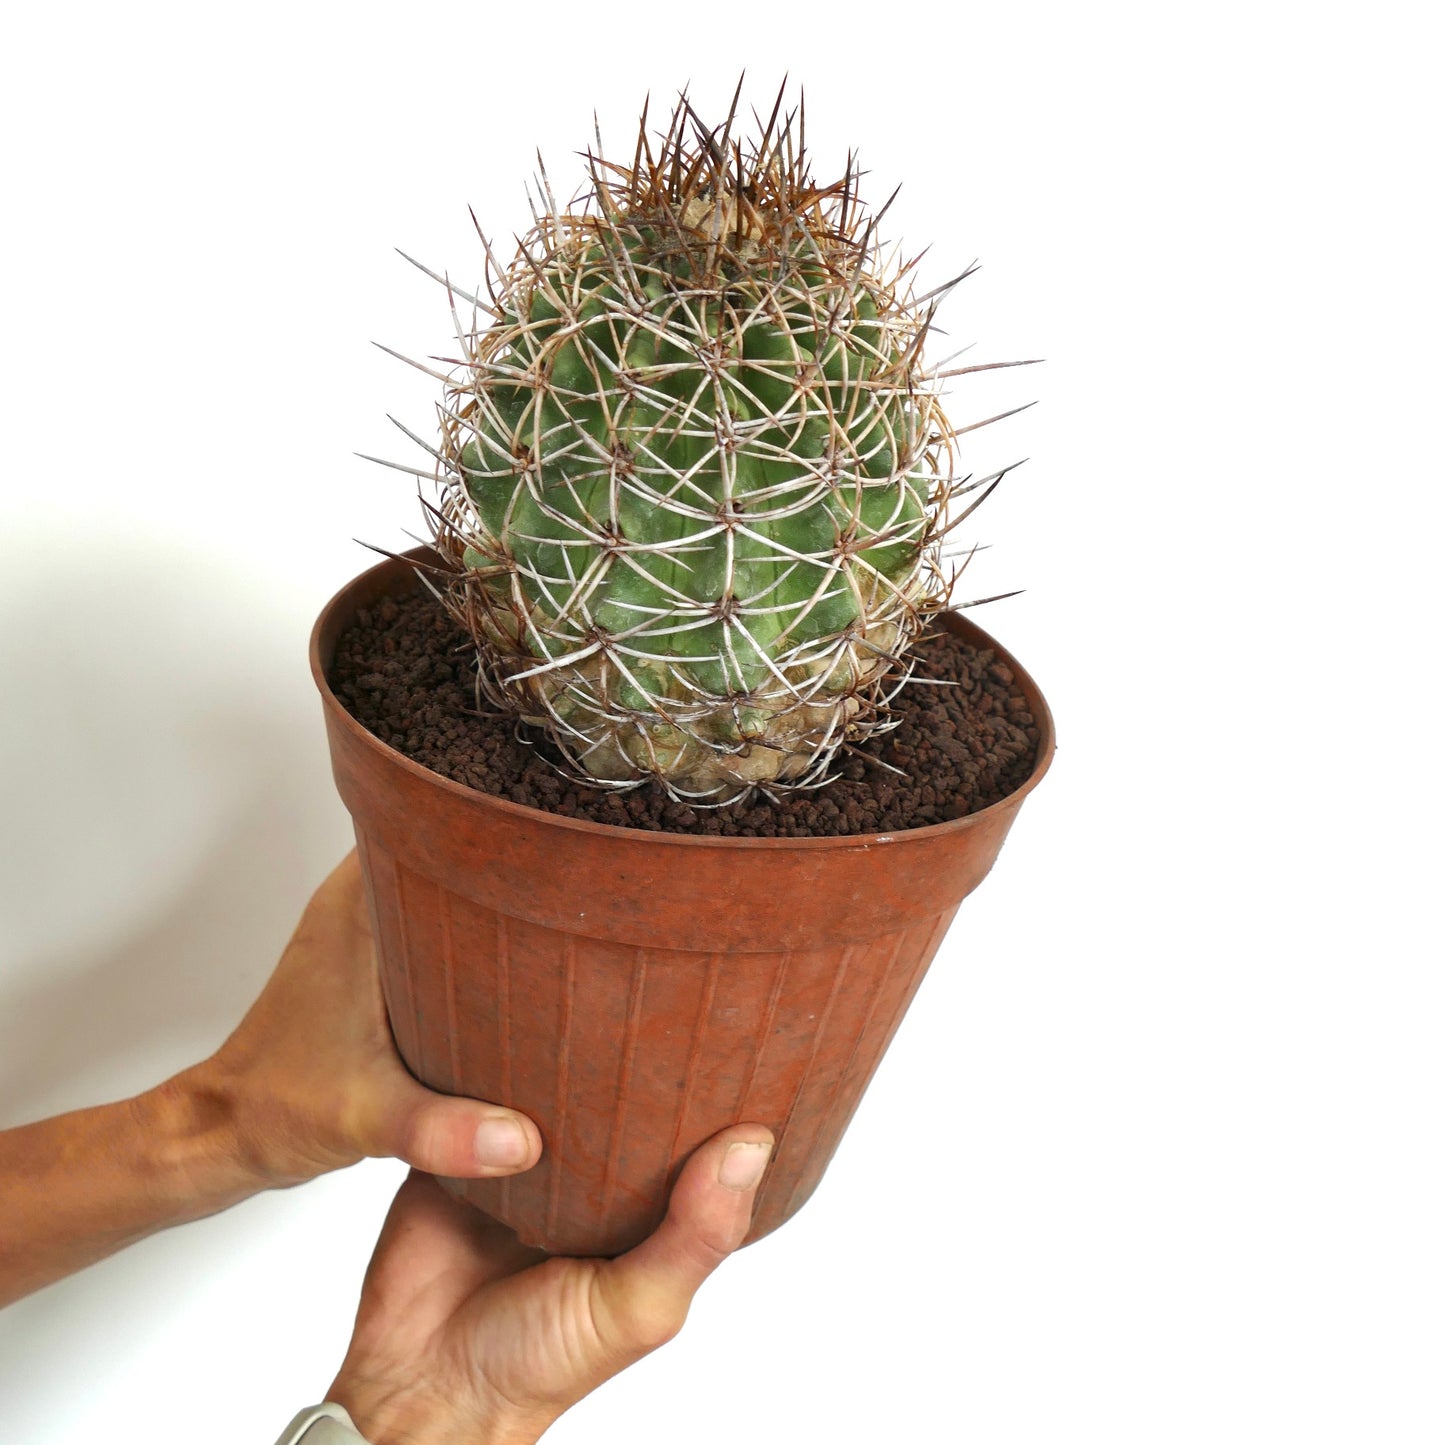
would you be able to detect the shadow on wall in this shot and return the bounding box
[0,537,352,1127]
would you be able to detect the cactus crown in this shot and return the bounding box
[387,86,1024,804]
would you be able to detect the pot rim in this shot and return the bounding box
[310,547,1056,852]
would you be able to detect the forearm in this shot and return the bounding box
[0,852,540,1312]
[0,1060,262,1307]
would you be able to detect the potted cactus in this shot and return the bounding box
[312,86,1054,1255]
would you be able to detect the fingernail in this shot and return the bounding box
[474,1115,531,1168]
[718,1140,773,1192]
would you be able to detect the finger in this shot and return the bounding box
[360,1170,463,1302]
[373,1079,544,1178]
[321,847,363,901]
[361,1170,546,1313]
[332,851,371,936]
[590,1124,774,1355]
[290,850,370,952]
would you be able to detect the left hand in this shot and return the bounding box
[330,1125,775,1444]
[192,851,542,1189]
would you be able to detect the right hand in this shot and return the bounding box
[330,1125,776,1444]
[198,852,543,1190]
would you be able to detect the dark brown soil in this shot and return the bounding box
[329,585,1039,837]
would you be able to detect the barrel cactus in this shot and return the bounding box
[387,88,1025,803]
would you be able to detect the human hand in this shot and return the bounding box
[187,851,542,1190]
[329,1125,775,1445]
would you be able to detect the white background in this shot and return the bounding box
[1,2,1440,1441]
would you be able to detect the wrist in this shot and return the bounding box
[128,1060,271,1217]
[183,1044,352,1192]
[276,1404,370,1445]
[330,1372,545,1445]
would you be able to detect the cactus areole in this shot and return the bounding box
[396,89,1018,804]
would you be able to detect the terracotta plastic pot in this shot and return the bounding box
[312,548,1055,1255]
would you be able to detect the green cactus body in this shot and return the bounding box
[420,94,974,802]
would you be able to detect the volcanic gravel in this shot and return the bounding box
[329,585,1041,837]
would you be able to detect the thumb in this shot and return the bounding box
[369,1075,544,1178]
[591,1124,774,1356]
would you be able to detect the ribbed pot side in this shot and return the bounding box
[312,550,1055,1256]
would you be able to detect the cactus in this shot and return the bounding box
[385,86,1028,803]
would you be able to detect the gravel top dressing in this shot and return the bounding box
[330,584,1040,838]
